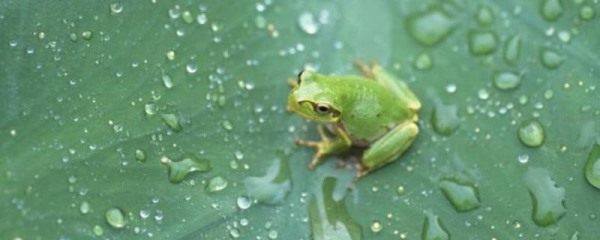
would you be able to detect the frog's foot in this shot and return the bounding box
[353,163,369,181]
[295,138,326,169]
[353,59,375,79]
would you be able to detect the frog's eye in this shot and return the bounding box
[297,70,304,84]
[314,103,331,114]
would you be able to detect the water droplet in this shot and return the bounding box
[422,213,450,240]
[222,120,233,131]
[468,30,498,55]
[518,120,545,148]
[81,31,93,40]
[584,144,600,189]
[268,229,278,239]
[255,15,267,29]
[414,52,433,70]
[186,63,197,74]
[309,177,361,240]
[557,31,571,43]
[493,71,522,90]
[524,167,566,226]
[244,158,291,205]
[298,12,319,35]
[197,13,207,25]
[144,103,157,116]
[406,7,456,46]
[397,185,406,195]
[580,6,596,20]
[431,101,460,136]
[160,113,182,132]
[80,201,91,214]
[503,35,521,64]
[371,221,383,233]
[439,178,480,212]
[135,149,146,162]
[540,48,563,69]
[161,154,211,183]
[206,176,229,193]
[570,231,580,240]
[476,5,494,26]
[182,11,193,24]
[140,209,151,219]
[229,228,240,238]
[234,150,244,160]
[445,84,457,93]
[477,89,490,100]
[518,154,530,164]
[105,207,126,228]
[93,225,104,236]
[162,74,174,89]
[541,0,563,21]
[237,196,252,209]
[110,2,123,14]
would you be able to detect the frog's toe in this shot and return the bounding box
[295,138,319,147]
[308,153,324,170]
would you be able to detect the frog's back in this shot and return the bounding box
[320,75,415,142]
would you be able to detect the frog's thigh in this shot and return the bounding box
[361,122,418,173]
[371,65,421,111]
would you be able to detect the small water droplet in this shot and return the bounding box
[476,5,494,26]
[268,229,278,239]
[110,2,123,14]
[160,113,182,132]
[234,150,244,160]
[162,74,174,89]
[105,207,126,228]
[504,35,521,64]
[140,209,151,219]
[144,103,157,116]
[422,213,450,240]
[541,0,563,21]
[518,120,545,148]
[524,167,566,226]
[431,101,460,136]
[229,228,240,238]
[468,30,498,56]
[93,225,104,236]
[206,176,229,193]
[557,31,571,43]
[584,144,600,189]
[493,71,522,90]
[182,11,193,24]
[80,201,91,214]
[580,5,596,20]
[237,195,252,209]
[197,13,207,25]
[414,52,433,70]
[477,89,490,100]
[222,120,233,131]
[397,185,406,195]
[298,12,319,35]
[439,178,480,212]
[161,154,211,183]
[186,63,197,74]
[518,154,530,164]
[135,149,146,162]
[371,221,383,233]
[406,7,456,46]
[540,48,563,69]
[81,31,93,40]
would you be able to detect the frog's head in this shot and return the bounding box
[288,70,340,123]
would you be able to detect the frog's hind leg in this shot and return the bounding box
[355,122,419,180]
[353,59,376,80]
[372,64,421,112]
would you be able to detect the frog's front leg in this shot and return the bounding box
[296,125,352,169]
[357,122,419,179]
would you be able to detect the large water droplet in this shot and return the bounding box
[584,144,600,189]
[406,7,456,46]
[161,154,211,183]
[244,158,291,205]
[468,30,498,56]
[524,167,566,226]
[439,178,481,212]
[431,101,460,136]
[518,120,545,148]
[541,0,563,21]
[105,207,127,228]
[160,113,182,132]
[493,71,522,90]
[540,48,563,69]
[309,177,361,240]
[422,213,449,240]
[503,35,521,64]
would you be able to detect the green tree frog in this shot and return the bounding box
[287,61,421,179]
